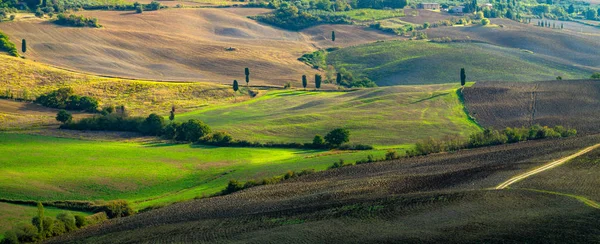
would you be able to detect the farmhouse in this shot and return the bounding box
[450,6,465,13]
[417,3,440,10]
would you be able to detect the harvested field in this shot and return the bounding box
[463,80,600,134]
[513,147,600,202]
[398,9,454,24]
[0,8,396,86]
[49,134,600,243]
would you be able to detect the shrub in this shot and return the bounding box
[385,150,399,160]
[329,159,351,169]
[85,212,108,225]
[0,31,18,57]
[36,88,98,112]
[163,122,181,140]
[31,216,54,238]
[56,212,77,232]
[74,215,87,228]
[1,231,18,244]
[139,113,165,136]
[51,219,66,236]
[102,200,134,218]
[54,14,101,28]
[312,135,325,148]
[592,72,600,79]
[325,128,350,147]
[203,131,233,146]
[56,110,72,124]
[179,119,211,142]
[14,223,38,243]
[481,18,490,25]
[222,179,244,194]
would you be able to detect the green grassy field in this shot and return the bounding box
[0,202,91,238]
[176,84,480,147]
[0,133,402,211]
[326,40,592,85]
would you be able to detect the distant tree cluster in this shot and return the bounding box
[36,88,99,112]
[54,14,101,28]
[335,68,377,88]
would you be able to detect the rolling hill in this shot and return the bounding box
[326,40,594,85]
[47,134,600,243]
[0,8,395,86]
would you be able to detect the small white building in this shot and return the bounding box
[450,6,465,13]
[480,3,493,9]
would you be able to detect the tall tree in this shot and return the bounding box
[567,4,575,14]
[331,31,336,41]
[233,80,239,101]
[315,74,322,90]
[244,68,250,87]
[22,39,26,54]
[37,202,44,235]
[336,73,342,85]
[302,75,307,89]
[169,105,175,122]
[460,68,466,86]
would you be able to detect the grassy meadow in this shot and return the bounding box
[176,84,481,147]
[0,133,404,210]
[327,40,592,85]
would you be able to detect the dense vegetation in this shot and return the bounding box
[0,31,18,57]
[59,109,371,150]
[35,88,99,112]
[1,201,132,244]
[54,14,100,28]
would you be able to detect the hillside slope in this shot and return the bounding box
[327,40,594,85]
[0,8,394,86]
[463,80,600,134]
[48,134,600,243]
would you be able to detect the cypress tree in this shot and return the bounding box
[302,75,307,89]
[37,202,44,235]
[233,80,239,101]
[336,73,342,85]
[460,68,466,86]
[331,31,336,42]
[169,106,175,122]
[244,68,250,87]
[22,39,26,53]
[315,74,322,90]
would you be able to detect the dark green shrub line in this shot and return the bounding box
[219,169,316,195]
[0,31,18,57]
[36,88,99,112]
[0,199,133,218]
[54,14,101,28]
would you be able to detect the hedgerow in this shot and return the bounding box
[0,31,18,57]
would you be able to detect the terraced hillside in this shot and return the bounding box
[0,8,395,86]
[463,80,600,134]
[326,40,594,85]
[48,134,600,243]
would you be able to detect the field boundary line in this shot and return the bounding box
[495,143,600,189]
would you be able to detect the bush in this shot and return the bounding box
[203,131,233,146]
[85,212,108,225]
[481,18,490,25]
[14,223,38,243]
[139,113,165,136]
[54,14,101,28]
[31,216,54,238]
[51,219,66,236]
[0,31,18,57]
[102,200,134,218]
[592,72,600,79]
[329,159,352,169]
[36,88,98,112]
[312,134,325,148]
[1,231,19,244]
[74,215,87,228]
[163,122,180,140]
[385,150,399,160]
[56,212,77,232]
[56,110,72,124]
[325,128,350,147]
[179,119,211,142]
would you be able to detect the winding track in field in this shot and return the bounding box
[495,143,600,190]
